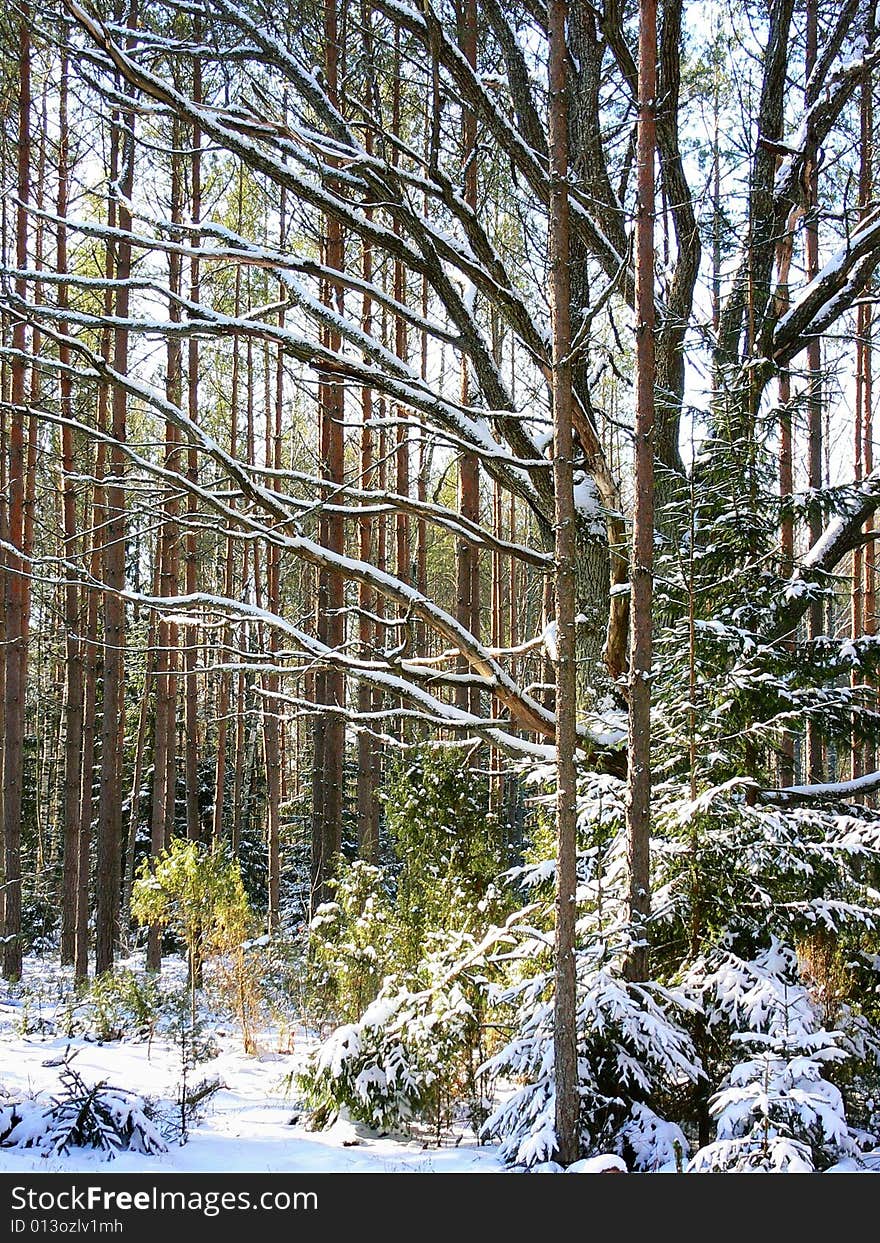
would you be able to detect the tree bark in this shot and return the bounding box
[147,132,183,970]
[263,264,286,930]
[2,11,32,981]
[184,49,203,843]
[624,0,657,986]
[455,0,481,719]
[547,0,579,1168]
[859,65,875,781]
[776,210,798,786]
[211,196,242,844]
[94,7,137,973]
[805,0,823,783]
[357,214,379,862]
[311,0,346,912]
[57,51,85,967]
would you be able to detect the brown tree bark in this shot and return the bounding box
[120,565,159,936]
[2,11,31,980]
[75,403,109,980]
[455,0,481,719]
[357,216,379,862]
[94,252,130,961]
[356,9,381,861]
[94,8,137,973]
[73,122,121,976]
[0,276,6,943]
[147,133,184,971]
[548,0,579,1168]
[804,0,824,783]
[391,28,411,599]
[625,0,657,986]
[27,92,46,887]
[231,548,249,858]
[311,0,346,912]
[184,51,203,843]
[262,245,286,929]
[859,67,875,782]
[211,181,243,844]
[57,51,85,966]
[776,210,798,787]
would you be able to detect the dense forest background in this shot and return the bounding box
[2,0,880,1172]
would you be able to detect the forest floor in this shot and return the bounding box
[0,954,504,1174]
[5,955,877,1175]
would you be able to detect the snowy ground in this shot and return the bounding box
[0,955,506,1175]
[6,955,877,1175]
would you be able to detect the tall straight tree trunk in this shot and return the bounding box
[854,309,864,781]
[251,343,275,926]
[262,242,286,929]
[94,7,140,975]
[491,476,503,809]
[371,398,388,835]
[357,225,379,862]
[455,0,481,718]
[184,52,203,843]
[859,67,875,783]
[391,29,411,596]
[625,0,657,986]
[356,0,381,864]
[212,285,240,843]
[0,298,6,942]
[231,550,249,857]
[95,55,135,973]
[27,95,45,889]
[75,413,109,979]
[804,0,823,783]
[776,213,797,786]
[231,687,246,854]
[547,0,579,1167]
[74,119,119,978]
[120,564,160,936]
[2,11,31,980]
[311,0,346,912]
[212,177,243,844]
[416,282,430,660]
[852,69,873,783]
[57,52,85,966]
[147,135,184,971]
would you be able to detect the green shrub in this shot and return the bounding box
[308,861,399,1024]
[132,839,257,1042]
[132,840,253,976]
[80,970,161,1042]
[300,931,497,1137]
[383,747,508,964]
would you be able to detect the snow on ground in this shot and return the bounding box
[0,954,506,1175]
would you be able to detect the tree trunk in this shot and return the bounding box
[859,66,875,782]
[184,55,203,843]
[805,0,823,783]
[357,220,379,862]
[147,134,183,971]
[211,198,242,844]
[262,263,286,929]
[776,212,797,786]
[57,52,85,967]
[95,17,136,973]
[624,0,657,986]
[311,0,346,912]
[455,0,482,719]
[120,582,157,937]
[2,11,31,981]
[547,0,579,1168]
[231,554,249,858]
